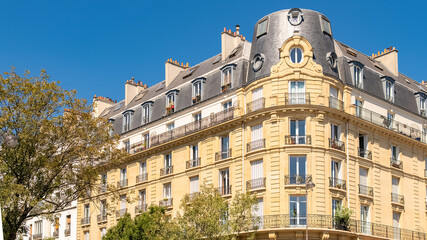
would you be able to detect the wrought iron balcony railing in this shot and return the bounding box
[391,193,404,205]
[215,149,232,161]
[32,233,42,240]
[129,140,148,153]
[246,97,265,113]
[135,204,147,214]
[358,148,372,159]
[116,208,127,218]
[285,93,310,105]
[329,177,346,190]
[285,135,311,145]
[247,139,265,152]
[97,213,107,223]
[329,96,343,110]
[192,94,201,104]
[329,138,345,151]
[150,108,234,147]
[81,217,90,225]
[99,184,107,193]
[64,229,70,236]
[390,157,403,169]
[117,179,128,188]
[160,166,173,176]
[218,185,232,196]
[285,174,312,185]
[53,230,59,238]
[136,173,148,183]
[159,198,173,208]
[358,184,373,197]
[186,158,201,169]
[246,177,266,190]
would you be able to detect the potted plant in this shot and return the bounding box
[296,175,304,184]
[333,207,353,231]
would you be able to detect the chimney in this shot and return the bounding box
[165,58,188,87]
[93,95,116,117]
[125,77,147,105]
[372,46,398,76]
[221,25,245,61]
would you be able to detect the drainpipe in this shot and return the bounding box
[242,91,247,192]
[346,121,350,208]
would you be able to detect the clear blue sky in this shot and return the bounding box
[1,0,426,103]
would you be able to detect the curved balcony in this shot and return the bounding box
[285,174,312,185]
[247,139,265,152]
[285,93,310,105]
[246,97,265,113]
[329,96,343,110]
[246,177,266,191]
[285,135,311,145]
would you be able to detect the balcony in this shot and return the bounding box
[254,214,426,239]
[160,166,173,176]
[247,139,265,152]
[215,149,232,161]
[285,174,312,185]
[129,141,148,154]
[135,204,147,215]
[150,108,234,147]
[246,177,266,191]
[329,138,345,151]
[136,173,148,183]
[391,193,404,205]
[99,184,107,193]
[81,217,90,225]
[390,157,403,169]
[116,208,127,218]
[329,177,346,190]
[192,95,201,104]
[33,233,42,240]
[53,230,59,238]
[358,184,373,197]
[97,213,107,223]
[329,96,343,110]
[64,229,71,236]
[354,105,423,143]
[117,179,128,188]
[246,97,265,113]
[221,83,231,92]
[357,148,372,160]
[218,185,232,196]
[186,158,201,169]
[166,104,175,115]
[285,135,311,145]
[285,93,310,105]
[159,198,173,208]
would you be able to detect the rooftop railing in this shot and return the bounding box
[246,97,265,113]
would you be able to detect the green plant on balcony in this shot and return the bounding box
[296,175,304,184]
[166,101,175,114]
[334,207,353,231]
[336,183,342,189]
[221,83,231,92]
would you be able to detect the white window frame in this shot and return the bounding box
[122,110,134,132]
[256,18,268,37]
[290,196,306,226]
[385,80,394,102]
[142,102,153,124]
[290,47,303,64]
[189,176,199,194]
[163,183,172,199]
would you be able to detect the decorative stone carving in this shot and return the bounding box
[268,232,277,240]
[295,231,304,240]
[321,232,330,240]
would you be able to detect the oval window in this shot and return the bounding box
[290,47,303,63]
[251,53,265,72]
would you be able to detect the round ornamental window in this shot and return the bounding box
[288,8,303,26]
[290,47,303,64]
[326,52,337,69]
[251,53,265,72]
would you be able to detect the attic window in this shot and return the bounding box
[256,18,268,37]
[288,8,303,26]
[165,90,179,115]
[320,16,332,36]
[114,102,124,111]
[213,54,222,64]
[122,110,134,132]
[156,82,165,92]
[191,78,206,104]
[183,66,199,78]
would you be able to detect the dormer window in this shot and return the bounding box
[256,18,268,37]
[108,119,115,136]
[165,90,179,115]
[221,64,236,92]
[290,47,303,64]
[122,110,134,132]
[141,101,153,124]
[288,8,303,26]
[349,61,364,89]
[320,15,332,36]
[191,78,206,104]
[415,92,427,117]
[421,97,426,116]
[381,76,395,103]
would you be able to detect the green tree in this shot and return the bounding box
[0,68,126,240]
[175,183,260,240]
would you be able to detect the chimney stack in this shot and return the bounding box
[165,58,188,87]
[93,95,116,117]
[372,46,398,76]
[125,77,148,105]
[221,25,245,61]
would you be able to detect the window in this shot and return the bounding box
[321,16,332,35]
[221,135,230,154]
[256,18,268,37]
[101,174,107,186]
[355,99,363,117]
[66,215,71,234]
[35,220,42,235]
[165,153,172,168]
[108,119,115,136]
[288,8,303,25]
[120,195,126,210]
[163,183,171,199]
[192,78,205,104]
[122,110,134,132]
[360,205,370,234]
[290,156,306,184]
[124,140,130,153]
[289,81,306,104]
[100,200,107,216]
[392,177,399,195]
[250,87,264,111]
[251,160,263,181]
[385,80,394,102]
[166,91,178,114]
[84,231,89,240]
[120,168,127,181]
[358,134,368,158]
[223,100,232,110]
[421,97,426,116]
[219,169,230,195]
[190,145,198,160]
[331,124,340,141]
[84,204,90,219]
[353,65,363,88]
[252,199,264,228]
[101,228,107,238]
[391,145,399,161]
[193,112,201,122]
[290,47,303,64]
[331,160,342,180]
[386,112,394,129]
[142,102,153,124]
[290,196,306,226]
[251,124,263,142]
[290,120,306,144]
[190,176,199,194]
[359,167,368,187]
[221,65,235,92]
[167,122,175,131]
[138,190,146,206]
[393,212,401,239]
[143,133,149,149]
[332,199,342,218]
[139,161,147,179]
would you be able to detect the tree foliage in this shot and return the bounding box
[333,206,353,231]
[0,68,126,240]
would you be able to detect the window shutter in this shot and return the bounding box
[251,160,263,179]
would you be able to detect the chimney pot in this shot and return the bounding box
[235,25,240,35]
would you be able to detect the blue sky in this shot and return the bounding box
[1,0,426,103]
